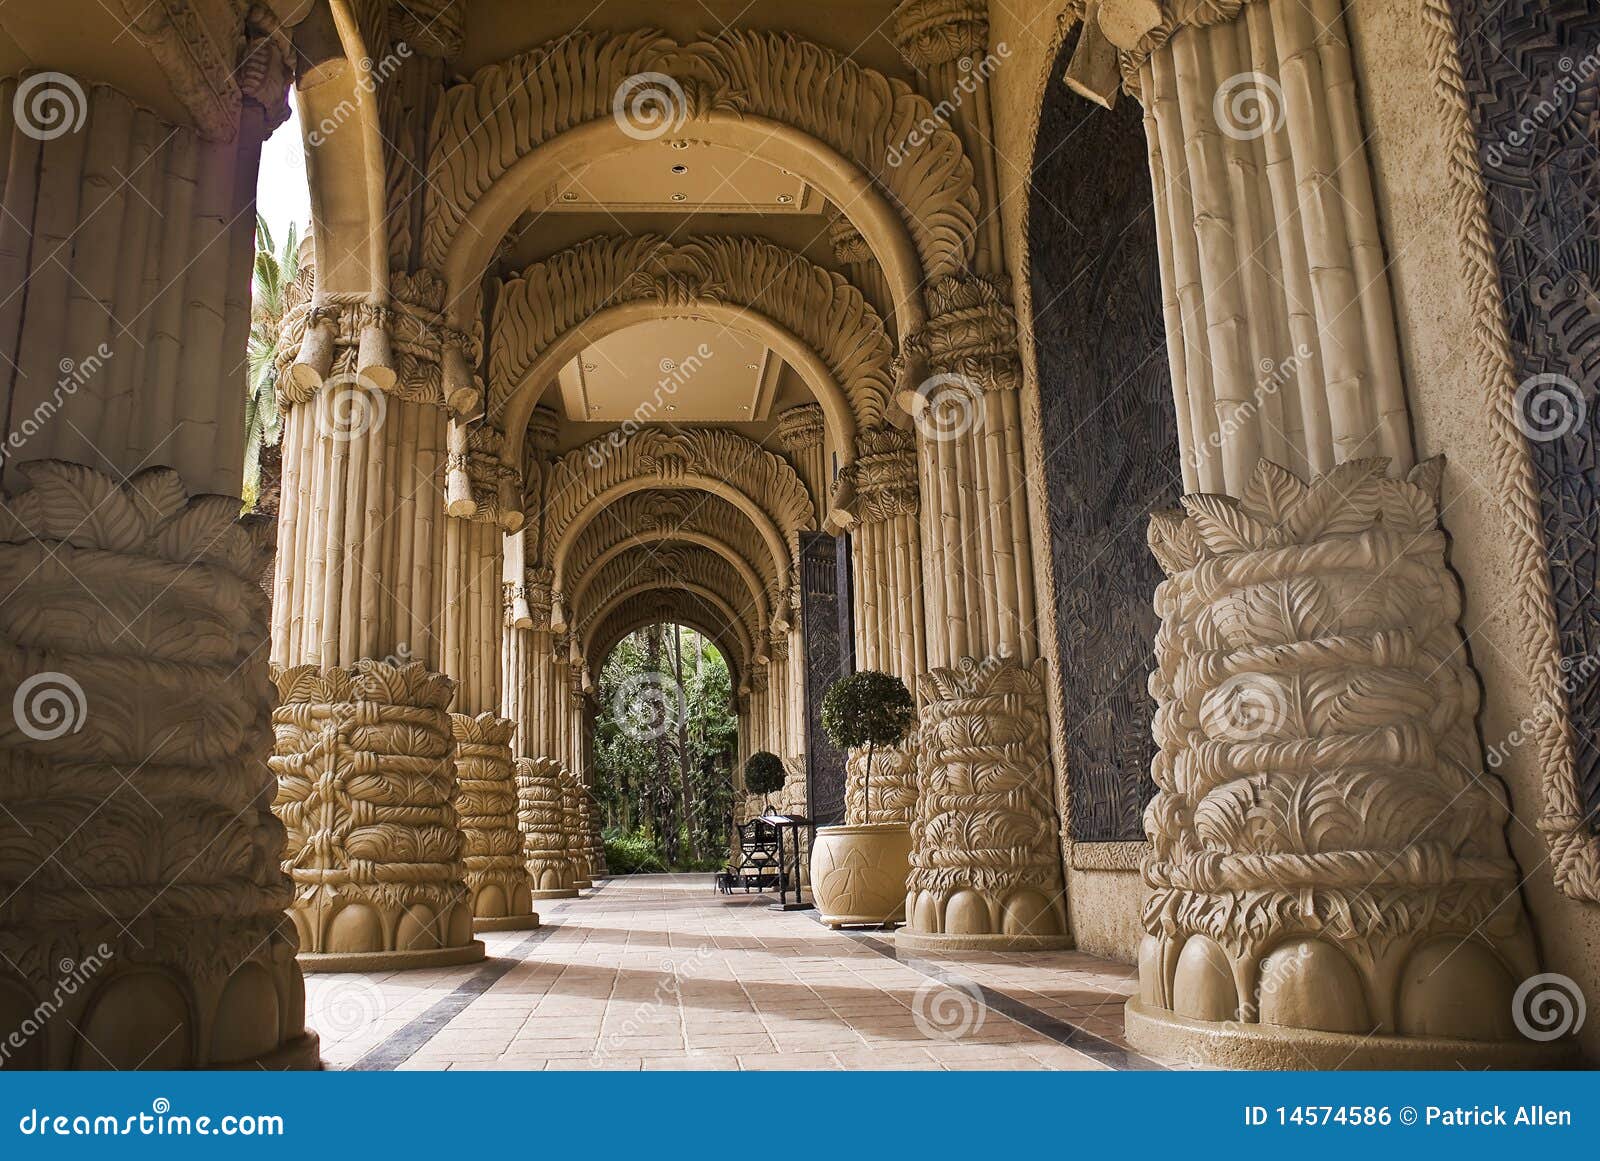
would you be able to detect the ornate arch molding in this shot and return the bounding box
[491,235,895,462]
[575,545,761,646]
[584,581,758,678]
[543,427,812,601]
[567,490,781,608]
[567,505,776,632]
[1424,0,1600,902]
[590,592,748,690]
[425,28,978,328]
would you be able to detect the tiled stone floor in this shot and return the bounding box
[306,874,1163,1071]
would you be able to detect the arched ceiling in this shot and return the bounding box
[541,428,813,601]
[567,489,782,617]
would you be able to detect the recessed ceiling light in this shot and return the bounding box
[582,362,596,372]
[561,191,579,201]
[671,192,687,202]
[776,194,792,204]
[671,164,688,175]
[746,363,758,370]
[666,404,677,411]
[739,404,749,411]
[670,140,690,151]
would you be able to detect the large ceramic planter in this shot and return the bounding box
[810,822,912,928]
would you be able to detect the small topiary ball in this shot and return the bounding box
[821,671,915,751]
[744,751,786,798]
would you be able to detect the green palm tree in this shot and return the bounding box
[244,214,298,509]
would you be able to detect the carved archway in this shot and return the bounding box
[491,235,895,471]
[589,592,750,691]
[574,544,763,641]
[567,489,783,609]
[541,428,812,603]
[570,531,771,631]
[426,30,979,338]
[583,581,758,675]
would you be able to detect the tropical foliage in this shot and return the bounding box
[244,214,298,509]
[593,624,738,871]
[743,751,786,804]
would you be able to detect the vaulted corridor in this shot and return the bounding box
[309,875,1152,1071]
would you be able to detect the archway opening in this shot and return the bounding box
[592,623,739,873]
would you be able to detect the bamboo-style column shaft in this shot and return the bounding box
[1135,2,1415,495]
[776,404,829,526]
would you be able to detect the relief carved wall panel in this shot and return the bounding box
[1029,29,1177,842]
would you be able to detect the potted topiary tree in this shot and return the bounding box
[743,750,786,812]
[810,671,917,929]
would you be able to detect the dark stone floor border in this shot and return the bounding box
[351,880,611,1071]
[828,924,1167,1072]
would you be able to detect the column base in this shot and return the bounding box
[213,1032,324,1071]
[298,941,486,974]
[1124,996,1577,1070]
[531,887,580,900]
[894,930,1074,953]
[573,878,594,890]
[473,914,541,933]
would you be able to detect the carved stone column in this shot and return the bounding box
[902,661,1063,948]
[561,766,592,890]
[776,403,829,526]
[900,276,1068,950]
[581,794,607,881]
[748,667,771,759]
[892,0,1004,273]
[271,661,483,970]
[0,464,317,1068]
[452,713,537,931]
[271,270,495,972]
[828,210,894,324]
[516,757,578,898]
[1128,459,1568,1068]
[842,428,926,828]
[1110,0,1411,492]
[440,429,535,930]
